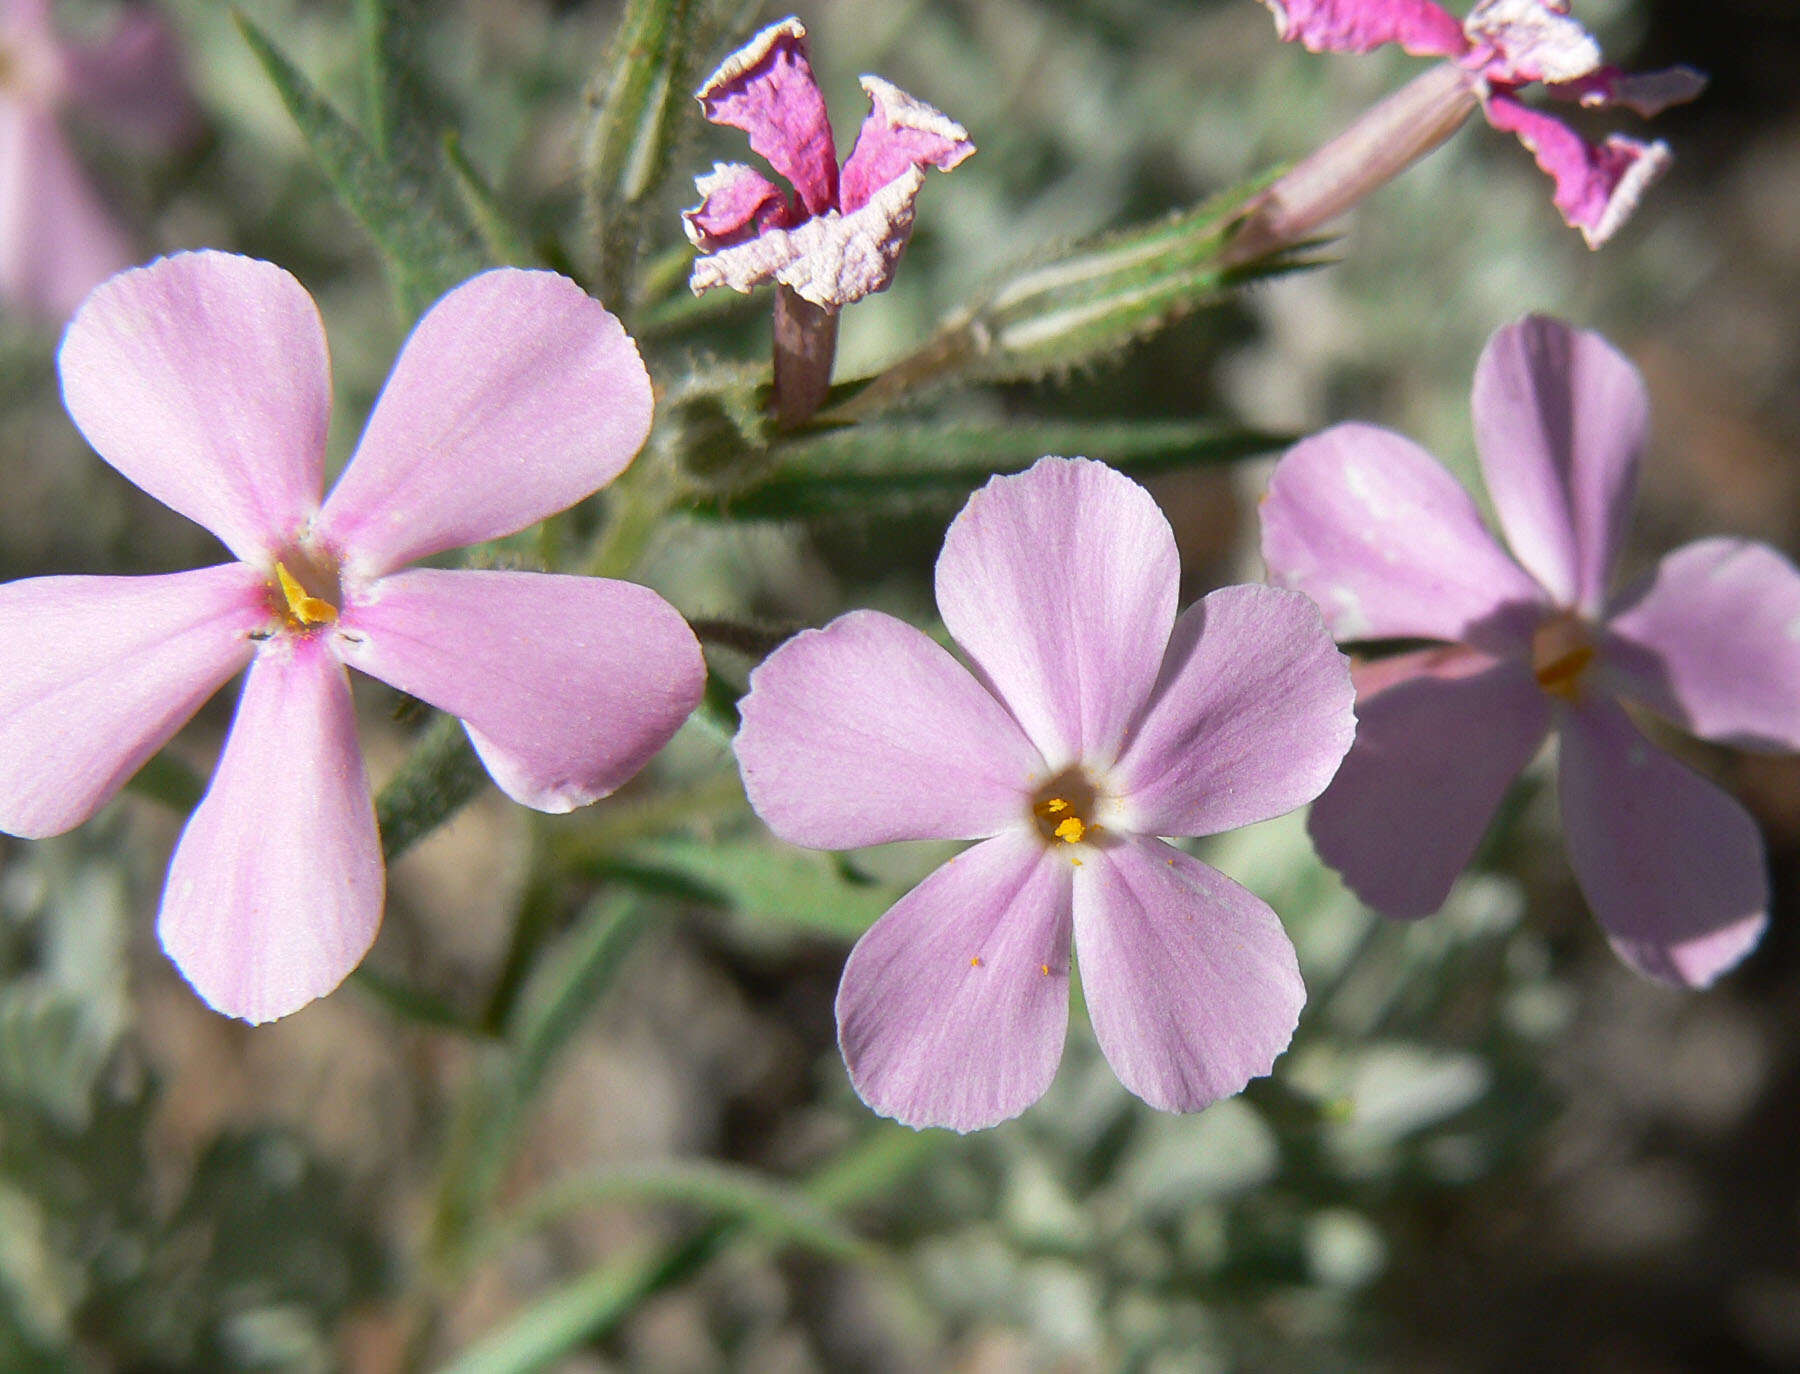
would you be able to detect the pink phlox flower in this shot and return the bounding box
[1256,0,1705,245]
[1260,315,1800,987]
[734,457,1356,1132]
[0,0,201,320]
[682,16,974,309]
[0,250,706,1023]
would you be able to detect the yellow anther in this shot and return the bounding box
[1053,816,1086,844]
[1043,798,1068,813]
[276,561,338,626]
[1531,613,1595,703]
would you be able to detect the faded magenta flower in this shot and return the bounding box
[0,0,200,320]
[1261,316,1800,986]
[1255,0,1704,246]
[735,458,1355,1132]
[0,251,705,1022]
[681,16,973,309]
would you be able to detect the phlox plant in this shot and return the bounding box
[0,2,1787,1371]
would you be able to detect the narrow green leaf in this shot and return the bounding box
[353,0,437,170]
[435,1231,721,1374]
[605,836,896,938]
[498,1161,873,1265]
[233,9,486,318]
[443,132,534,267]
[507,893,651,1099]
[581,0,703,311]
[437,1125,935,1374]
[427,893,652,1265]
[349,965,484,1036]
[684,419,1288,520]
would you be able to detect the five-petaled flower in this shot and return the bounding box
[0,0,200,320]
[1255,0,1704,246]
[0,250,705,1023]
[682,15,974,309]
[1261,315,1800,986]
[734,457,1356,1132]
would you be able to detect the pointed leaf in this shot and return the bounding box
[233,10,487,318]
[581,0,741,311]
[684,419,1287,520]
[606,835,899,937]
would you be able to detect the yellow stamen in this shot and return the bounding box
[1053,815,1086,843]
[276,560,338,626]
[1043,798,1068,813]
[1531,613,1595,702]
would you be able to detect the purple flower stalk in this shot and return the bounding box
[735,458,1356,1132]
[1252,0,1704,247]
[0,0,200,321]
[1261,316,1800,986]
[682,17,973,425]
[0,251,706,1023]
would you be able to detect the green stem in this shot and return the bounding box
[376,714,490,862]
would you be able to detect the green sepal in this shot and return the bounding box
[840,172,1328,412]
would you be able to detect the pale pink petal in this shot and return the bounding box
[1463,0,1603,85]
[1555,65,1707,118]
[58,251,329,562]
[60,3,202,148]
[936,457,1178,769]
[336,568,702,813]
[1483,92,1671,249]
[315,270,651,578]
[836,830,1073,1132]
[735,609,1044,848]
[1309,654,1550,919]
[1259,422,1545,650]
[681,161,791,250]
[1255,0,1468,57]
[1471,315,1648,611]
[0,564,267,837]
[696,17,838,217]
[690,164,930,307]
[837,76,973,214]
[159,635,382,1023]
[1558,697,1767,987]
[0,103,132,322]
[1115,585,1354,838]
[1073,838,1304,1114]
[1603,539,1800,753]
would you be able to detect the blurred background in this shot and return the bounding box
[1,0,1797,1369]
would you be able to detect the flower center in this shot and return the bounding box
[267,548,342,631]
[1531,610,1596,702]
[1030,768,1100,847]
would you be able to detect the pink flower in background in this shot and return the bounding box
[0,251,705,1022]
[682,16,974,309]
[1255,0,1704,245]
[735,458,1355,1132]
[1261,315,1800,986]
[0,0,200,321]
